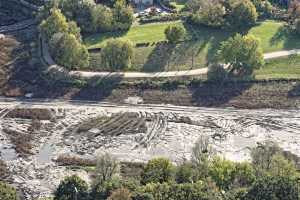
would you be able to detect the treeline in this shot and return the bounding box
[52,139,300,200]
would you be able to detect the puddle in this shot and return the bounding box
[0,145,17,161]
[37,143,55,164]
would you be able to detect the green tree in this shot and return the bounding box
[164,25,186,43]
[232,162,256,188]
[141,158,175,184]
[49,33,89,69]
[251,0,273,18]
[207,63,228,83]
[209,156,236,190]
[101,39,133,70]
[268,154,299,178]
[243,175,299,200]
[0,182,18,200]
[40,8,69,40]
[295,18,300,35]
[189,0,226,28]
[113,0,134,30]
[67,21,82,41]
[54,175,88,200]
[59,0,96,33]
[91,177,123,200]
[218,34,264,76]
[91,4,113,32]
[227,0,258,29]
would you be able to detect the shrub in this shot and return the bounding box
[244,175,299,200]
[101,39,134,71]
[209,157,236,190]
[91,177,123,200]
[91,4,113,32]
[113,0,134,30]
[94,153,120,185]
[54,175,89,200]
[0,182,18,200]
[141,158,175,184]
[164,24,186,43]
[0,160,9,180]
[108,188,132,200]
[175,162,195,183]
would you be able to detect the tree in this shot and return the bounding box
[40,8,69,40]
[209,156,236,190]
[67,21,82,41]
[58,0,96,33]
[191,135,213,179]
[91,4,113,32]
[189,0,226,28]
[94,153,120,185]
[101,39,133,70]
[108,188,132,200]
[232,162,255,188]
[49,33,89,69]
[251,0,273,18]
[227,0,258,29]
[268,154,299,178]
[113,0,134,30]
[218,34,264,76]
[251,141,281,173]
[141,158,175,184]
[164,25,186,43]
[295,18,300,34]
[0,182,18,200]
[244,175,299,200]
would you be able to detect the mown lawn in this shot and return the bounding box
[255,55,300,79]
[86,20,300,72]
[84,21,183,48]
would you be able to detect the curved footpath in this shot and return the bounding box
[1,20,300,79]
[70,50,300,78]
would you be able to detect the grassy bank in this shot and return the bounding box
[255,55,300,79]
[86,20,300,72]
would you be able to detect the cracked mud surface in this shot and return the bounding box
[0,104,299,199]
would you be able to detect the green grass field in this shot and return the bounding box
[255,55,300,79]
[86,20,300,72]
[84,21,183,48]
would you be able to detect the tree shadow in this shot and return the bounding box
[288,82,300,98]
[189,81,253,107]
[270,25,300,50]
[70,75,123,101]
[83,30,127,47]
[142,43,175,72]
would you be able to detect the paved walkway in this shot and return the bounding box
[70,49,300,78]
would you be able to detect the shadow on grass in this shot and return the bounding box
[270,25,300,50]
[189,81,253,107]
[84,31,127,48]
[142,43,175,72]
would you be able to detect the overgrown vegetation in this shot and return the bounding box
[52,140,300,200]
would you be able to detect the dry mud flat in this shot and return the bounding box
[0,104,299,199]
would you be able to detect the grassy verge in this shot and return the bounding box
[84,21,183,48]
[255,55,300,79]
[86,20,300,72]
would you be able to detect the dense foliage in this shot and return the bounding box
[218,34,264,77]
[101,39,134,70]
[53,140,300,200]
[164,25,186,43]
[0,182,18,200]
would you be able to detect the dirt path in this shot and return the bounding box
[70,49,300,78]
